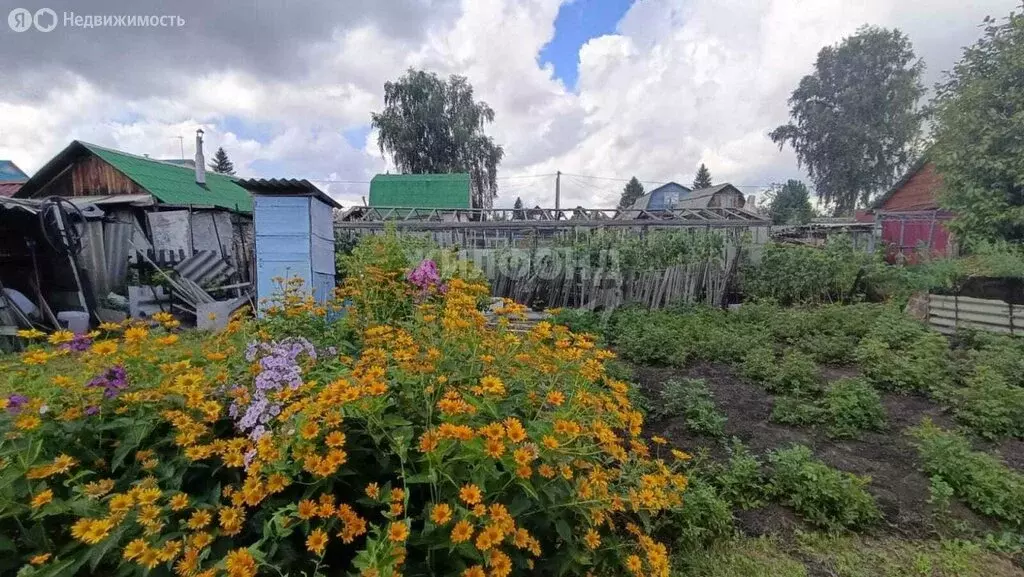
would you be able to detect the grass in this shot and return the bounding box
[681,534,1024,577]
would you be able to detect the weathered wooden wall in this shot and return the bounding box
[33,155,143,197]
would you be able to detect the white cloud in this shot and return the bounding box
[0,0,1015,209]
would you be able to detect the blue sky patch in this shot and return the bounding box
[539,0,634,89]
[343,125,372,151]
[218,116,275,144]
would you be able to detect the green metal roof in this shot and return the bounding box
[369,173,471,208]
[83,143,253,212]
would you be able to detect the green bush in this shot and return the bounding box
[743,238,868,305]
[795,333,861,365]
[821,378,887,438]
[615,313,681,365]
[711,439,768,510]
[659,479,734,553]
[740,346,777,383]
[765,351,819,395]
[657,379,727,437]
[950,365,1024,440]
[855,312,951,392]
[768,445,880,530]
[549,308,605,338]
[770,396,824,427]
[910,420,1024,525]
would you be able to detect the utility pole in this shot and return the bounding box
[555,170,561,218]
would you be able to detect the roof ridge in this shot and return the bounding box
[78,140,237,179]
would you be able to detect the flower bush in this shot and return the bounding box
[0,234,687,577]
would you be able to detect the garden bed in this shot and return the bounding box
[635,362,1005,539]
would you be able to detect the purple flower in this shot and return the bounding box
[86,365,128,399]
[407,259,446,296]
[7,394,28,413]
[230,337,317,449]
[85,406,99,416]
[62,333,92,352]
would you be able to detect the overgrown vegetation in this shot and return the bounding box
[855,311,951,392]
[656,379,727,437]
[767,445,880,530]
[911,420,1024,526]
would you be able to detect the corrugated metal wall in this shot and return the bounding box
[928,294,1021,335]
[254,196,312,307]
[880,211,954,262]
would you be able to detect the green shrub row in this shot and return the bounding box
[910,420,1024,526]
[771,379,887,439]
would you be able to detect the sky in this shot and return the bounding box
[0,0,1017,209]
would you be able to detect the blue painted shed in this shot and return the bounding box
[239,179,342,309]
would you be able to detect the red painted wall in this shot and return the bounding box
[881,214,953,262]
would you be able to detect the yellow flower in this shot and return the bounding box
[29,553,51,565]
[187,509,212,530]
[83,479,115,498]
[15,414,41,431]
[30,489,54,509]
[306,528,328,556]
[122,538,148,561]
[583,528,601,550]
[651,436,668,445]
[89,341,118,356]
[47,330,75,345]
[16,328,45,339]
[224,548,257,577]
[156,335,179,346]
[297,499,318,520]
[169,493,189,511]
[430,503,453,525]
[124,326,149,344]
[451,520,474,543]
[671,449,692,461]
[98,322,123,332]
[459,484,482,505]
[365,483,380,500]
[462,566,485,577]
[22,351,51,366]
[387,521,409,542]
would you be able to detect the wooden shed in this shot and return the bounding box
[245,179,341,309]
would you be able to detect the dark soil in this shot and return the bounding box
[634,362,999,539]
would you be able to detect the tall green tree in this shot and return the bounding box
[371,69,505,208]
[770,26,926,216]
[693,163,713,189]
[933,10,1024,243]
[513,196,525,220]
[618,176,645,209]
[766,180,815,225]
[209,147,235,175]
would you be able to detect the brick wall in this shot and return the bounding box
[882,162,943,211]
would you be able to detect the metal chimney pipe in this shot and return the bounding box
[194,129,206,185]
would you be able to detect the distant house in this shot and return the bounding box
[369,173,471,208]
[870,158,954,260]
[0,160,28,198]
[627,182,691,211]
[627,182,746,212]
